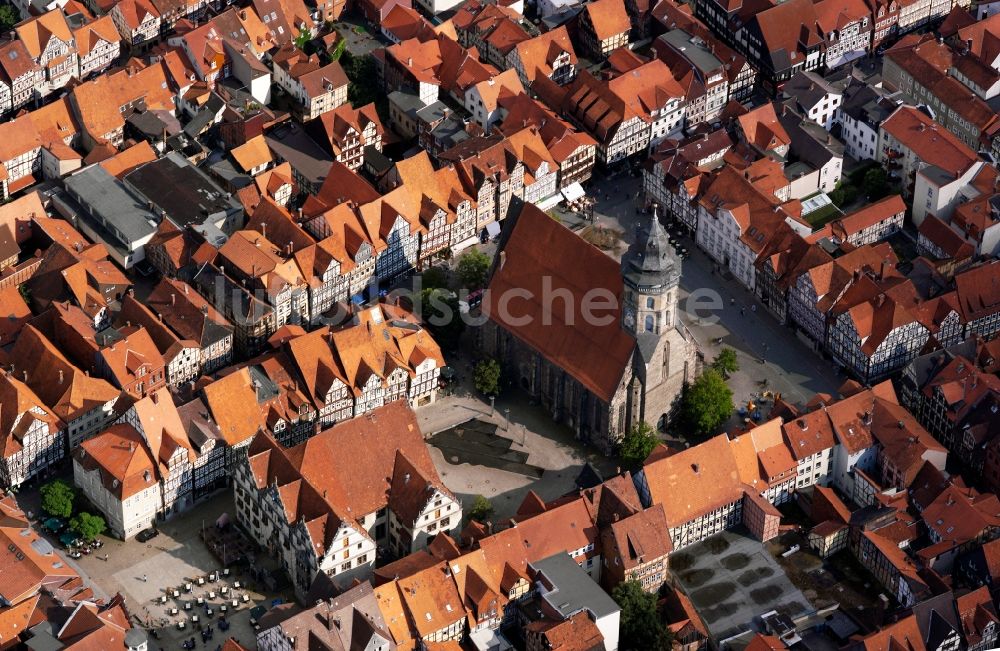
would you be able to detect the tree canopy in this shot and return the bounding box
[679,369,733,437]
[70,512,106,540]
[619,421,659,467]
[711,347,739,378]
[40,480,76,519]
[417,288,464,350]
[456,249,492,290]
[612,580,673,651]
[469,495,494,523]
[342,51,380,108]
[0,5,18,32]
[862,167,890,200]
[474,358,502,396]
[421,266,451,291]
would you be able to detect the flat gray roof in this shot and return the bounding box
[660,29,724,75]
[64,166,158,244]
[530,553,619,620]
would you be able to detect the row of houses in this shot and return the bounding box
[0,234,445,489]
[694,0,972,92]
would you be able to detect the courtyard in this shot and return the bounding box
[670,528,812,642]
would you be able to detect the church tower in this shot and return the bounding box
[621,205,692,431]
[621,205,682,338]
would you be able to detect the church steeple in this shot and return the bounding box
[621,205,682,336]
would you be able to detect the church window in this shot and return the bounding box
[646,297,654,309]
[645,315,655,332]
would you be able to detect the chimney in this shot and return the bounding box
[58,370,64,384]
[171,293,176,306]
[262,222,267,239]
[151,391,159,404]
[880,259,891,279]
[184,283,189,295]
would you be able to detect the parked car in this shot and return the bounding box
[136,528,159,543]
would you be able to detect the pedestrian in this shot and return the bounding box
[142,574,147,583]
[751,304,757,313]
[730,297,735,306]
[740,308,745,316]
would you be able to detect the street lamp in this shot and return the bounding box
[490,395,495,416]
[504,408,510,431]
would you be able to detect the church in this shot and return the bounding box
[479,203,700,454]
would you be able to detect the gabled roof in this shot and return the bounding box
[245,401,453,556]
[76,424,159,500]
[15,9,74,60]
[486,203,635,402]
[642,435,743,526]
[583,0,631,41]
[9,325,121,423]
[230,135,273,173]
[881,105,978,179]
[72,15,121,56]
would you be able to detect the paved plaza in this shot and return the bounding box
[670,529,812,642]
[63,494,284,650]
[418,376,618,521]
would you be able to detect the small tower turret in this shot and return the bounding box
[621,205,681,337]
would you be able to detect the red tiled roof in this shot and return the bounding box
[485,204,635,402]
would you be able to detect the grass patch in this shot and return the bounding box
[804,201,842,228]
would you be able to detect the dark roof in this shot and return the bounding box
[124,152,242,229]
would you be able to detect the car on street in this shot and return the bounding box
[136,528,159,543]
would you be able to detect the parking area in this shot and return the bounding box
[670,529,812,641]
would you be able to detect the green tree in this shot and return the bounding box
[679,370,733,437]
[421,267,450,291]
[417,288,464,350]
[473,358,502,396]
[40,480,76,519]
[468,495,494,523]
[0,5,18,32]
[619,421,659,467]
[70,512,106,540]
[456,249,492,290]
[294,27,313,50]
[830,182,858,208]
[612,580,673,651]
[341,51,380,108]
[711,347,739,378]
[862,167,889,200]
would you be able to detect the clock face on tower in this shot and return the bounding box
[624,307,635,329]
